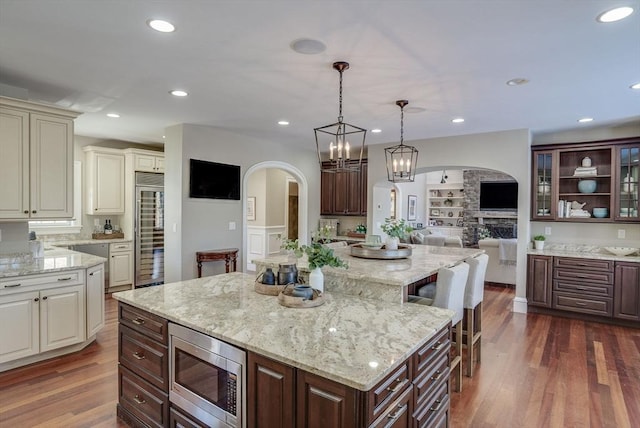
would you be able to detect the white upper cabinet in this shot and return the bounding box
[133,152,164,173]
[84,146,125,215]
[0,97,80,220]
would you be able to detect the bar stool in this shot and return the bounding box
[410,262,469,392]
[463,254,489,377]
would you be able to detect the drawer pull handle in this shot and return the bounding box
[575,302,587,306]
[132,317,146,325]
[576,286,586,290]
[431,341,444,351]
[5,283,21,288]
[132,351,146,360]
[89,272,94,276]
[133,395,146,405]
[430,399,444,412]
[57,277,72,281]
[387,404,407,420]
[386,378,404,393]
[431,370,443,381]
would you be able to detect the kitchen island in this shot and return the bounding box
[113,272,454,427]
[254,244,484,303]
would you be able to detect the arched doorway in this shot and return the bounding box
[242,161,309,271]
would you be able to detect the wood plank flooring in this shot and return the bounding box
[0,286,638,427]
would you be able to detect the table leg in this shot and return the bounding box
[224,257,230,273]
[232,255,237,272]
[197,261,203,278]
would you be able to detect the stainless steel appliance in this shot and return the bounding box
[135,172,164,287]
[71,243,109,292]
[169,323,246,428]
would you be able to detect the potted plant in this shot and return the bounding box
[300,242,348,292]
[533,234,546,250]
[380,218,412,250]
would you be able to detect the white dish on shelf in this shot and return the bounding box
[603,247,638,256]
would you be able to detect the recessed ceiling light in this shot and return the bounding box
[106,113,120,118]
[371,129,382,133]
[631,82,640,90]
[452,118,465,123]
[578,117,594,123]
[170,90,188,97]
[290,38,326,55]
[278,120,289,126]
[597,7,634,23]
[147,19,175,33]
[506,78,529,86]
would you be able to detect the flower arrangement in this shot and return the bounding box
[301,242,348,270]
[278,236,303,258]
[381,218,412,238]
[477,227,492,240]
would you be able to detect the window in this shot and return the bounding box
[29,161,82,234]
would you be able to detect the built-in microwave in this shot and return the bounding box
[169,323,246,428]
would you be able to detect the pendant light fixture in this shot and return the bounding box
[314,61,366,172]
[385,100,419,182]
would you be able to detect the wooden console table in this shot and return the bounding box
[196,248,239,277]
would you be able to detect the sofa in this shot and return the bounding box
[477,238,516,286]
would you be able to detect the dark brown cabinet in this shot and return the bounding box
[296,370,359,428]
[321,160,368,216]
[614,262,640,321]
[527,255,553,308]
[247,352,295,428]
[117,303,169,428]
[552,257,614,317]
[531,137,640,223]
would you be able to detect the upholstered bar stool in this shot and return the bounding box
[463,253,489,377]
[409,262,470,392]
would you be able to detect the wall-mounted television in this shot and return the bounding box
[189,159,241,200]
[479,181,518,210]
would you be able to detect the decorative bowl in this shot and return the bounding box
[361,243,383,250]
[578,179,596,193]
[603,247,638,256]
[592,207,608,218]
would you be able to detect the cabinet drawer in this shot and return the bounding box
[0,269,84,293]
[413,324,450,380]
[553,268,613,285]
[412,378,449,428]
[553,292,612,317]
[110,242,132,252]
[554,257,614,272]
[119,324,168,391]
[368,384,412,428]
[366,358,412,424]
[553,280,613,297]
[413,352,449,409]
[170,407,207,428]
[119,303,168,344]
[119,365,169,428]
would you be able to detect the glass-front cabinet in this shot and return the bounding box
[532,151,554,220]
[615,144,639,221]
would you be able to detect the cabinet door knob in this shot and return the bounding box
[95,208,98,211]
[24,210,29,214]
[32,210,36,214]
[42,296,48,300]
[34,297,39,302]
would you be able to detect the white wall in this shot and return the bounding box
[368,128,531,312]
[164,124,318,282]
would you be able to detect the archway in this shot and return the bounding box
[242,161,309,271]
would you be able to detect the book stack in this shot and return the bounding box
[573,166,597,176]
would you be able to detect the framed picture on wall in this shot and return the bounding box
[408,195,417,221]
[247,196,256,221]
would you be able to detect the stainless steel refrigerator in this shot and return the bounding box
[135,172,164,287]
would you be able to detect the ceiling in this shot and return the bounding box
[1,0,639,148]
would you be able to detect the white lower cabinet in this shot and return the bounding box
[39,284,86,353]
[0,264,105,368]
[86,264,105,337]
[110,242,133,289]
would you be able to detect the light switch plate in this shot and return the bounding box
[618,229,626,239]
[545,227,552,235]
[229,221,236,231]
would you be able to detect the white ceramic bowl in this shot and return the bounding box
[361,243,383,250]
[603,247,638,256]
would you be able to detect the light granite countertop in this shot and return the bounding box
[0,247,107,278]
[527,243,640,263]
[253,244,483,302]
[48,238,131,247]
[112,272,454,391]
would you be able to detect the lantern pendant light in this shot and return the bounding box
[385,100,419,182]
[314,61,366,172]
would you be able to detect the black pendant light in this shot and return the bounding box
[314,61,366,172]
[385,100,419,182]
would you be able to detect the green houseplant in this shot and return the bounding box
[301,242,348,292]
[380,218,412,250]
[533,234,546,250]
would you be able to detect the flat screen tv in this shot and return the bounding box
[189,159,241,200]
[479,181,518,210]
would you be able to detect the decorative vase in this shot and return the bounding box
[578,179,596,194]
[386,236,400,250]
[309,267,324,293]
[534,240,545,250]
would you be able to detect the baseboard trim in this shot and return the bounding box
[512,297,528,314]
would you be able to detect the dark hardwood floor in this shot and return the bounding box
[0,286,638,427]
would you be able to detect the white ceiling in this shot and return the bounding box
[1,0,639,148]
